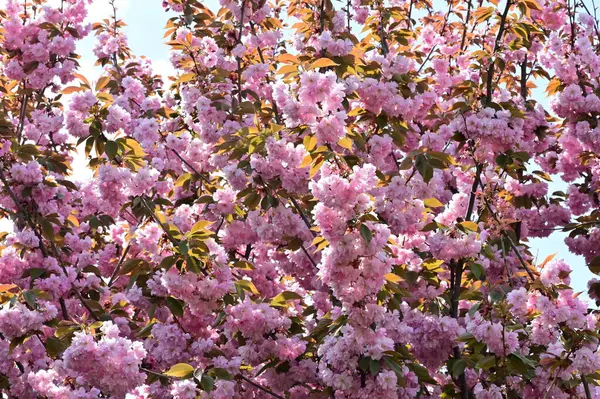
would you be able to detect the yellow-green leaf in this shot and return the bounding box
[191,220,213,234]
[460,221,479,232]
[423,198,444,208]
[234,280,259,295]
[233,261,255,270]
[348,108,366,117]
[338,137,353,150]
[303,135,317,152]
[164,363,195,378]
[384,273,403,283]
[422,259,444,271]
[270,291,303,307]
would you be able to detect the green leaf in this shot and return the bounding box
[137,320,157,338]
[22,268,46,281]
[408,363,437,384]
[244,192,261,210]
[166,297,185,317]
[496,153,510,168]
[415,154,433,183]
[488,288,504,303]
[119,259,147,276]
[456,332,474,342]
[449,358,465,378]
[40,219,54,240]
[56,179,78,191]
[200,374,215,392]
[370,358,381,376]
[270,291,303,307]
[360,224,373,244]
[159,255,178,270]
[207,367,232,380]
[476,355,497,370]
[164,363,194,378]
[23,290,37,308]
[359,357,370,372]
[178,240,189,256]
[382,356,404,382]
[45,337,64,358]
[470,263,486,280]
[105,141,118,159]
[507,353,536,379]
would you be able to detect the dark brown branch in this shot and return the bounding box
[109,0,124,89]
[520,54,528,101]
[107,243,131,286]
[16,92,28,144]
[465,164,483,222]
[238,374,285,399]
[582,374,592,399]
[486,0,512,106]
[460,0,472,52]
[300,243,318,268]
[289,197,316,237]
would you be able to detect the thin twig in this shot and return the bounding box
[237,374,285,399]
[289,197,316,237]
[482,196,535,280]
[16,92,28,144]
[300,243,318,267]
[107,243,131,286]
[460,0,472,53]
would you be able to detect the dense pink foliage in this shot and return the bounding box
[0,0,600,398]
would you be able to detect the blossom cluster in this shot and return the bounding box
[0,0,599,398]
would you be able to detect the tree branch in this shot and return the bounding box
[486,0,512,105]
[238,374,285,399]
